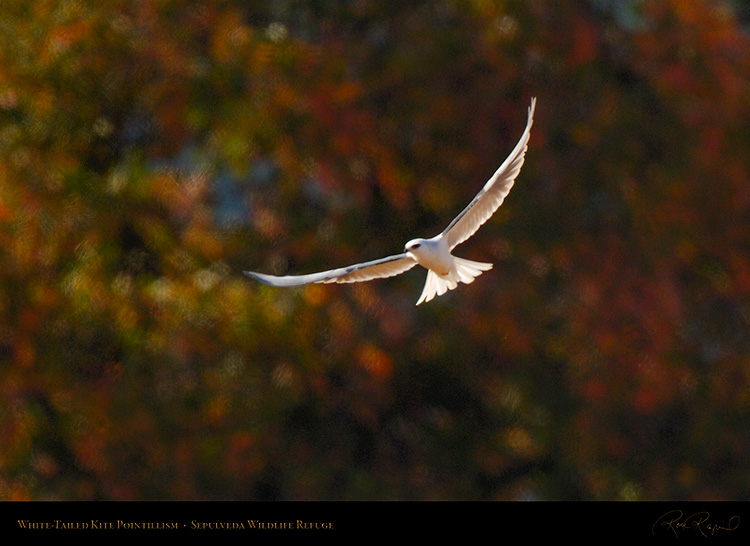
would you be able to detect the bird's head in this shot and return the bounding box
[405,238,426,257]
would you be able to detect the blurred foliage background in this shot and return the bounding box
[1,0,749,501]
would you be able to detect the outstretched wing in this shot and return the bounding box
[442,97,536,250]
[244,253,417,286]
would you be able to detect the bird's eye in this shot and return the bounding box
[411,243,421,249]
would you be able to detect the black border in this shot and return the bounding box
[3,500,748,541]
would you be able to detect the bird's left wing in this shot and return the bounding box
[442,97,536,250]
[244,253,417,286]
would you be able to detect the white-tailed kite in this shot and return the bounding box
[245,97,536,305]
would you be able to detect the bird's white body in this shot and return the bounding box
[405,237,452,275]
[405,236,493,304]
[245,98,536,305]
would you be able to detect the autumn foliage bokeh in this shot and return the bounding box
[1,0,749,500]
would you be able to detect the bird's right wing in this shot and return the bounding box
[244,253,417,286]
[442,97,536,250]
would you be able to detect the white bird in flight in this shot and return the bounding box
[245,97,536,305]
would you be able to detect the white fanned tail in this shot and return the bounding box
[416,257,493,305]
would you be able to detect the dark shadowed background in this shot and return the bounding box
[1,0,749,500]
